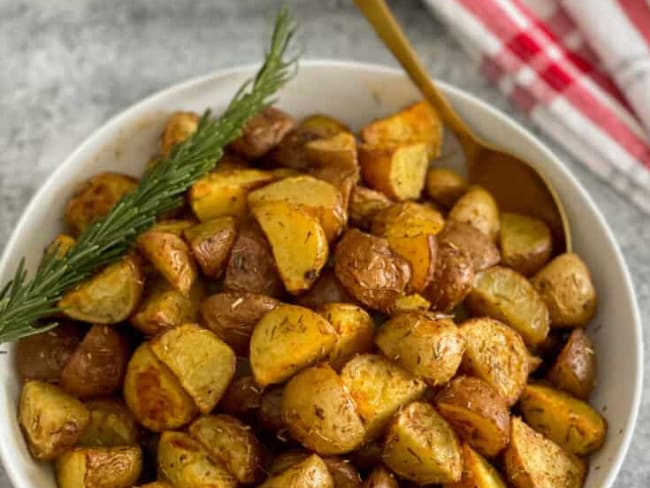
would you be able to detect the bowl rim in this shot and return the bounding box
[0,59,643,488]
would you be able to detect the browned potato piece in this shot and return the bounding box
[137,231,197,295]
[504,417,585,488]
[19,380,89,460]
[200,291,279,355]
[340,354,426,441]
[425,167,468,208]
[258,386,286,435]
[519,384,606,455]
[375,312,465,387]
[220,376,262,421]
[348,186,392,230]
[499,213,552,276]
[547,329,596,399]
[282,363,366,455]
[151,219,197,236]
[389,293,431,315]
[60,325,129,399]
[362,465,399,488]
[59,254,144,323]
[77,399,139,447]
[459,318,529,406]
[449,186,500,241]
[189,414,263,484]
[382,401,462,484]
[260,454,334,488]
[250,304,337,386]
[229,106,295,159]
[183,217,237,278]
[467,266,550,346]
[160,111,199,157]
[446,443,507,488]
[123,344,197,431]
[65,172,138,236]
[157,431,236,488]
[317,303,375,370]
[56,446,142,488]
[334,230,411,313]
[301,114,350,138]
[531,253,597,328]
[296,269,356,309]
[270,452,362,488]
[438,221,500,271]
[434,376,510,457]
[423,241,474,313]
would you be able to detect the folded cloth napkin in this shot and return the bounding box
[422,0,650,214]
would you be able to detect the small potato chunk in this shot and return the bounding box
[531,253,597,328]
[282,363,366,455]
[499,213,552,276]
[60,325,129,399]
[301,114,350,138]
[348,186,392,230]
[183,217,237,278]
[318,303,375,370]
[459,318,529,406]
[449,186,500,241]
[220,376,262,421]
[200,291,279,355]
[382,401,462,485]
[340,354,426,441]
[434,376,510,457]
[334,230,411,313]
[375,312,465,387]
[467,266,550,346]
[446,443,507,488]
[424,242,474,313]
[295,269,355,309]
[547,329,596,400]
[123,344,197,431]
[56,446,142,488]
[519,384,606,455]
[270,453,361,488]
[438,221,500,271]
[137,231,197,295]
[189,414,263,484]
[78,399,139,447]
[362,465,399,488]
[250,304,337,386]
[425,167,468,208]
[19,380,89,460]
[229,106,295,159]
[158,431,236,488]
[389,293,431,315]
[160,111,199,157]
[59,254,144,323]
[504,417,585,488]
[260,454,334,488]
[150,324,236,414]
[65,172,138,236]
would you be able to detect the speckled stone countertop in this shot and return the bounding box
[0,0,648,486]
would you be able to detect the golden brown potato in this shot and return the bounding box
[123,344,197,431]
[220,376,262,421]
[200,291,279,355]
[270,453,361,488]
[531,253,597,328]
[382,401,462,485]
[18,380,89,460]
[446,443,507,488]
[362,465,399,488]
[348,186,392,230]
[45,233,76,258]
[448,186,500,241]
[260,454,334,488]
[65,172,138,236]
[160,111,199,157]
[301,114,350,138]
[340,354,427,441]
[389,293,431,315]
[60,325,129,399]
[270,167,301,179]
[295,269,356,309]
[547,329,596,400]
[425,167,468,208]
[258,386,286,435]
[282,363,366,455]
[56,446,142,488]
[434,376,510,458]
[250,304,337,386]
[467,266,550,346]
[375,312,465,387]
[317,303,375,370]
[58,254,144,324]
[499,213,552,276]
[189,414,263,484]
[423,241,474,313]
[459,318,529,406]
[77,399,139,447]
[150,218,197,236]
[229,106,295,159]
[438,221,500,271]
[183,217,237,278]
[334,229,411,313]
[504,417,585,488]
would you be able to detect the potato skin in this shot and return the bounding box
[56,446,142,488]
[160,111,199,157]
[547,329,596,400]
[317,303,375,370]
[438,221,500,271]
[219,375,263,421]
[258,386,286,435]
[425,167,468,208]
[295,269,355,309]
[183,216,237,278]
[77,399,139,447]
[348,186,392,230]
[499,213,552,276]
[229,106,295,159]
[389,293,431,315]
[449,186,500,241]
[260,454,334,488]
[137,231,197,295]
[424,241,474,313]
[361,465,399,488]
[446,443,507,488]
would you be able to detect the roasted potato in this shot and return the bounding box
[531,253,597,328]
[219,375,262,421]
[258,386,286,435]
[382,401,462,484]
[467,266,550,346]
[499,213,552,276]
[423,241,474,312]
[65,172,138,236]
[446,443,507,488]
[317,303,375,370]
[296,269,355,309]
[282,363,366,454]
[425,167,468,208]
[183,217,237,278]
[438,221,500,271]
[348,186,392,230]
[260,454,334,488]
[160,111,199,157]
[547,329,596,400]
[504,417,585,488]
[18,380,89,460]
[434,376,510,457]
[58,254,144,323]
[271,452,362,488]
[389,293,431,314]
[229,106,295,159]
[362,465,399,488]
[448,186,500,241]
[375,312,465,387]
[459,318,529,406]
[60,325,129,399]
[77,399,139,447]
[56,446,142,488]
[150,218,197,236]
[340,354,426,441]
[250,304,337,386]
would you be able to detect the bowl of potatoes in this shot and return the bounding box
[0,60,642,488]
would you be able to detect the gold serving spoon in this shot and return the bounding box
[355,0,571,252]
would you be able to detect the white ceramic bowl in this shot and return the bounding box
[0,61,642,488]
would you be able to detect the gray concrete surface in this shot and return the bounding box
[0,0,647,486]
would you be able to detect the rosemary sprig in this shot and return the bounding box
[0,8,298,344]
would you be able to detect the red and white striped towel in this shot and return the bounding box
[422,0,650,214]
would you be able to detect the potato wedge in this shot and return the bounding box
[258,386,286,435]
[301,114,350,138]
[317,303,375,370]
[160,111,199,157]
[270,452,362,488]
[547,329,596,400]
[151,218,197,236]
[229,106,295,159]
[425,167,468,208]
[449,186,500,241]
[220,376,262,421]
[382,401,462,484]
[446,443,507,488]
[467,266,550,346]
[183,217,237,278]
[499,213,552,276]
[424,241,474,313]
[260,454,334,488]
[250,304,337,386]
[282,363,366,454]
[389,293,431,314]
[362,465,399,488]
[438,221,500,271]
[78,399,139,447]
[459,318,529,406]
[58,254,144,323]
[295,269,356,309]
[56,446,142,488]
[348,186,392,230]
[19,380,89,460]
